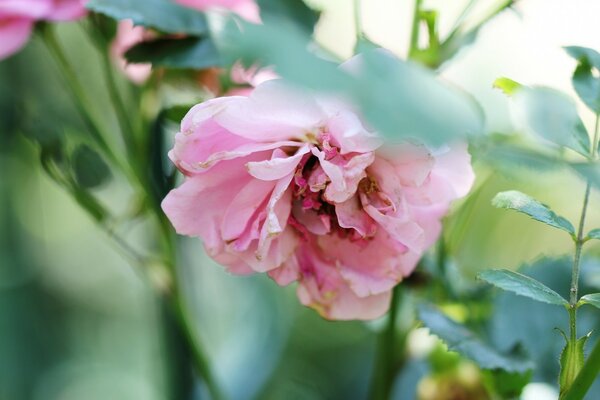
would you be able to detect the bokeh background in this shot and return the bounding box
[2,0,600,399]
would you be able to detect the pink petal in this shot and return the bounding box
[214,80,326,142]
[0,18,33,60]
[268,254,300,286]
[0,0,51,18]
[326,110,382,154]
[246,145,309,181]
[221,178,275,241]
[335,196,376,237]
[45,0,87,21]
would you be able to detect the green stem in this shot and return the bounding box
[41,25,126,175]
[160,223,225,400]
[353,0,363,39]
[408,0,423,57]
[561,337,600,400]
[368,286,402,400]
[569,182,590,306]
[97,43,139,164]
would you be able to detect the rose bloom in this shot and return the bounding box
[0,0,86,60]
[174,0,260,23]
[162,64,474,320]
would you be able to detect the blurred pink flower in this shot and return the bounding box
[226,62,277,96]
[162,74,474,320]
[0,0,51,59]
[0,0,86,60]
[111,20,153,84]
[45,0,87,21]
[174,0,260,23]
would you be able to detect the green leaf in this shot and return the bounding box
[512,87,590,157]
[220,21,484,146]
[418,304,533,373]
[586,229,600,241]
[125,37,220,69]
[559,332,592,396]
[493,77,523,96]
[72,145,111,189]
[257,0,320,34]
[479,269,569,306]
[492,190,575,235]
[86,0,209,35]
[483,369,532,399]
[579,293,600,309]
[571,162,600,189]
[564,46,600,113]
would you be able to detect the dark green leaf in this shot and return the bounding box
[72,145,111,189]
[559,332,591,395]
[70,187,107,222]
[484,368,532,399]
[579,293,600,309]
[564,46,600,113]
[418,304,533,373]
[86,0,209,35]
[164,105,193,123]
[479,269,569,306]
[492,190,575,235]
[125,37,220,69]
[493,77,523,96]
[257,0,320,34]
[513,87,590,157]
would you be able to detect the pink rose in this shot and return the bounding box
[174,0,260,23]
[0,0,86,60]
[110,20,153,84]
[162,74,474,320]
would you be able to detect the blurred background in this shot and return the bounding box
[2,0,600,399]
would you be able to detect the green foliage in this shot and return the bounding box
[493,77,522,96]
[72,144,112,189]
[257,0,320,34]
[579,293,600,309]
[125,37,220,69]
[559,332,591,396]
[492,191,575,235]
[418,304,533,373]
[86,0,209,35]
[479,269,569,307]
[586,229,600,241]
[564,46,600,114]
[220,20,483,146]
[483,369,533,399]
[571,162,600,189]
[512,87,590,157]
[561,338,600,400]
